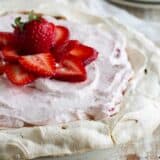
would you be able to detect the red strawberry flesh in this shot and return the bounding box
[52,40,98,65]
[0,32,15,49]
[19,53,56,77]
[2,46,19,62]
[0,59,5,75]
[5,64,36,85]
[54,55,86,82]
[54,26,69,46]
[53,40,79,62]
[69,43,98,65]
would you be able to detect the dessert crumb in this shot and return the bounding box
[20,134,24,138]
[54,15,66,20]
[127,154,139,160]
[144,68,148,74]
[61,125,67,130]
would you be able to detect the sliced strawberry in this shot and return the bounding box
[54,26,69,46]
[54,55,86,82]
[2,46,19,62]
[0,32,15,49]
[5,64,36,85]
[69,43,98,65]
[52,40,78,62]
[52,40,98,65]
[0,51,4,61]
[0,59,5,75]
[19,53,56,77]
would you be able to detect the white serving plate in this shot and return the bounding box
[110,0,160,9]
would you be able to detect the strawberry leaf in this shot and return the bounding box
[14,17,25,31]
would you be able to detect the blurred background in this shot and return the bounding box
[1,0,160,46]
[109,0,160,47]
[108,0,160,47]
[109,0,160,21]
[66,0,160,47]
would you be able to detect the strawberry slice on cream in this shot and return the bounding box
[5,63,36,85]
[54,55,87,82]
[19,53,56,77]
[0,32,15,49]
[2,46,19,62]
[53,40,98,65]
[54,25,70,46]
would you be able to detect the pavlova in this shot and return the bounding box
[0,2,160,160]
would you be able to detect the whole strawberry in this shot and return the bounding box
[14,12,55,54]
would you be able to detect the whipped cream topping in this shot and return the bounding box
[0,14,133,127]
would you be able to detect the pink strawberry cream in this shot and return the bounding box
[0,14,133,128]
